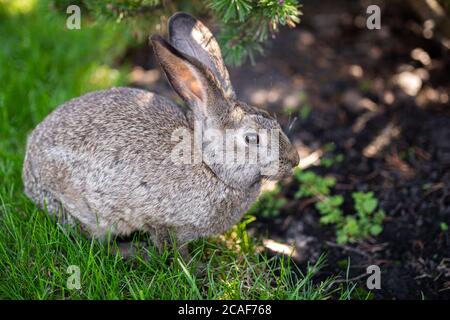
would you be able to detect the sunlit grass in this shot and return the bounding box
[0,0,36,15]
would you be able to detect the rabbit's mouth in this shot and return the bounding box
[250,176,263,189]
[261,161,297,181]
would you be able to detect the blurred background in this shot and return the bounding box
[1,0,449,299]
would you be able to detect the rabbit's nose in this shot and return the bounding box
[288,147,300,167]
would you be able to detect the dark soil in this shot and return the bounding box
[125,0,450,299]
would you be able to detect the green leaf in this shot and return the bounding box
[363,198,378,214]
[374,210,386,223]
[344,217,359,235]
[336,232,348,244]
[369,225,383,236]
[319,210,342,224]
[329,195,344,206]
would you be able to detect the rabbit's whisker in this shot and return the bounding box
[288,117,298,132]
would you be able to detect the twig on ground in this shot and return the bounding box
[326,241,372,260]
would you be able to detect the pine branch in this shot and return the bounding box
[58,0,303,66]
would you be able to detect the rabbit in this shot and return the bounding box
[22,12,299,258]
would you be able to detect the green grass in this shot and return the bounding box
[0,1,355,299]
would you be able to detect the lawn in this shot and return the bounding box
[0,1,355,299]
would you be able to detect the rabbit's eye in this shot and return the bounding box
[244,133,259,145]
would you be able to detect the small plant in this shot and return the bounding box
[247,184,288,218]
[316,195,344,225]
[335,192,385,244]
[294,168,386,244]
[294,170,336,198]
[299,104,312,121]
[320,154,344,168]
[440,222,449,232]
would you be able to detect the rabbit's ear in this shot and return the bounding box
[151,35,227,118]
[168,12,235,100]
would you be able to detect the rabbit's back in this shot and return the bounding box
[29,87,188,158]
[24,87,254,239]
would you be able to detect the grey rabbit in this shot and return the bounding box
[22,12,299,257]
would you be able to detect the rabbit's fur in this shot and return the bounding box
[23,13,299,254]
